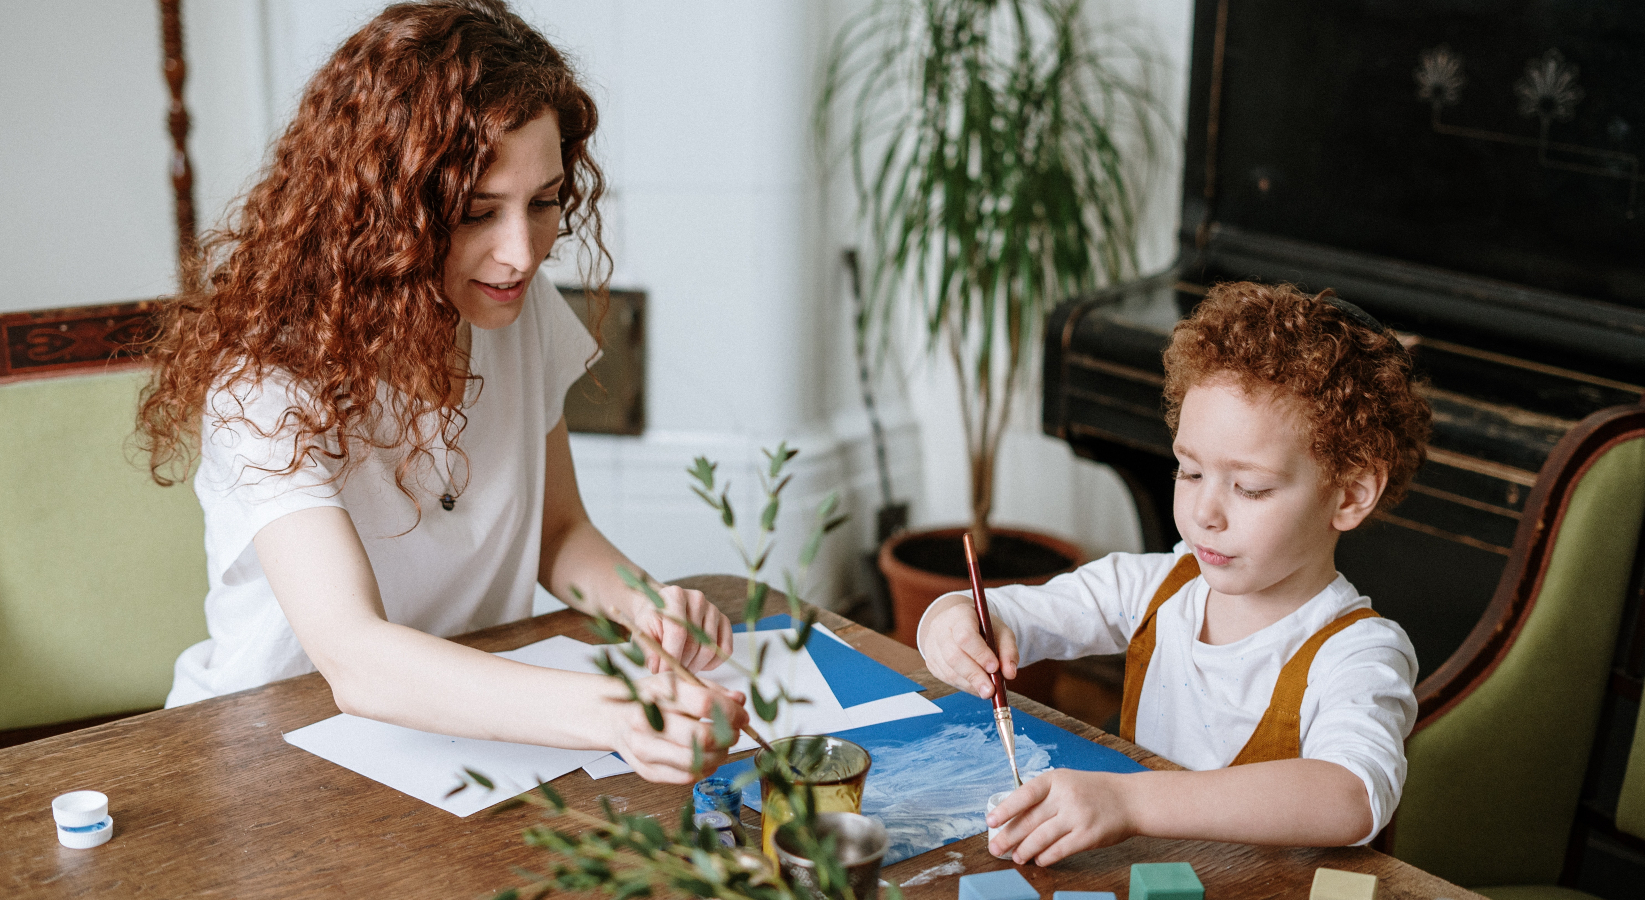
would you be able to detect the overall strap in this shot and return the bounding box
[1119,554,1201,742]
[1228,607,1382,766]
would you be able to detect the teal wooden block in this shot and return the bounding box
[1129,862,1203,900]
[1052,893,1115,900]
[958,869,1039,900]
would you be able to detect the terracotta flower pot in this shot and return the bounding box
[878,526,1085,705]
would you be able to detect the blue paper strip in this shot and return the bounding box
[732,614,925,707]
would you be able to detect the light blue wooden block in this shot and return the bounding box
[1129,862,1203,900]
[1052,892,1116,900]
[958,868,1039,900]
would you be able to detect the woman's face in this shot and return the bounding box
[442,111,564,330]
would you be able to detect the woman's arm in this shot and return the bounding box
[988,758,1374,865]
[537,417,733,673]
[255,506,745,784]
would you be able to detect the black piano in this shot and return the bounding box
[1043,0,1643,890]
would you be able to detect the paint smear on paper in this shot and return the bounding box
[898,851,966,886]
[863,723,1051,865]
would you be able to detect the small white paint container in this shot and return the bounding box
[986,791,1013,859]
[53,791,114,849]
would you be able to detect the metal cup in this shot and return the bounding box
[774,812,888,900]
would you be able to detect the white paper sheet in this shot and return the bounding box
[283,630,940,807]
[282,715,609,817]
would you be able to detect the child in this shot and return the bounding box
[137,0,746,784]
[919,281,1429,862]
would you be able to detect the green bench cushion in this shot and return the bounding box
[0,369,206,730]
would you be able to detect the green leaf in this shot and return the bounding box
[750,683,780,723]
[620,642,646,667]
[710,702,734,749]
[759,497,779,532]
[746,581,769,623]
[814,490,840,522]
[593,651,619,678]
[463,768,495,791]
[785,613,816,652]
[590,617,626,645]
[537,784,565,811]
[720,490,734,528]
[618,565,667,610]
[765,442,792,478]
[689,456,717,490]
[642,701,664,732]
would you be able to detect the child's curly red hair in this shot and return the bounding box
[137,0,606,502]
[1162,282,1431,511]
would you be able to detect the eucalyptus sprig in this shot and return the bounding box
[466,445,881,900]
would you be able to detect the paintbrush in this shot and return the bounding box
[627,629,778,756]
[964,532,1022,788]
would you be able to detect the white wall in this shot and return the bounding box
[0,2,176,311]
[1,0,1194,609]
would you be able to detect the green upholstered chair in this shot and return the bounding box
[0,369,207,733]
[1391,403,1645,899]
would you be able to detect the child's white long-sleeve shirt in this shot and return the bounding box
[918,544,1418,844]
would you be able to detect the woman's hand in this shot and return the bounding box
[919,595,1019,699]
[630,583,734,674]
[986,769,1138,865]
[611,673,749,783]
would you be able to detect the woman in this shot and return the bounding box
[137,0,745,784]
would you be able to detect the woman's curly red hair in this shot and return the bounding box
[137,0,607,501]
[1161,282,1431,511]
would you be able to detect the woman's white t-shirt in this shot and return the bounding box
[167,278,597,707]
[916,543,1418,844]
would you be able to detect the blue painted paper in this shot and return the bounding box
[719,691,1147,865]
[731,614,926,707]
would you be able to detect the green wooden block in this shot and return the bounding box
[1129,862,1203,900]
[958,869,1038,900]
[1310,868,1377,900]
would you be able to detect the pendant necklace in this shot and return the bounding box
[437,445,463,511]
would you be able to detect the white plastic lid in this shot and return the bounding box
[52,791,108,828]
[57,815,114,849]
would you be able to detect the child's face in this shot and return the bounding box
[1171,377,1347,609]
[442,111,565,330]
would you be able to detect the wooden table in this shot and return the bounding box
[1,575,1481,899]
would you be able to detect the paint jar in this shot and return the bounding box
[757,736,871,864]
[986,791,1013,859]
[774,812,888,900]
[53,790,113,849]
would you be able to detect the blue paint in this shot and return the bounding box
[719,692,1146,866]
[59,816,111,834]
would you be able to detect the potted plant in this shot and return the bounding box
[818,0,1165,666]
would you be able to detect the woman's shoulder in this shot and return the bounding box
[204,363,311,425]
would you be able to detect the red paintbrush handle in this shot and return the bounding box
[963,533,1008,709]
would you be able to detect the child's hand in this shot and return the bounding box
[919,595,1019,699]
[986,769,1138,865]
[611,673,749,784]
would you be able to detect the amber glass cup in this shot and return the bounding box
[757,736,871,864]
